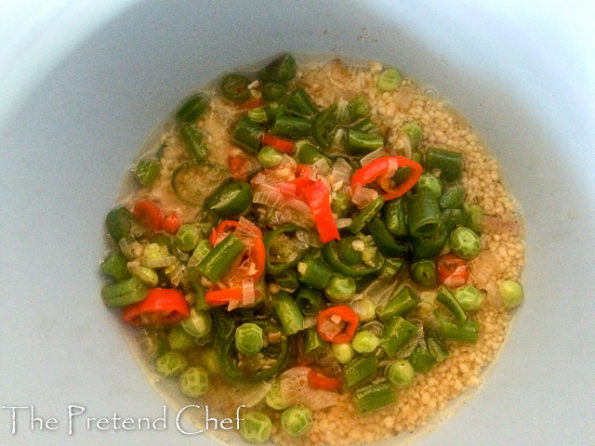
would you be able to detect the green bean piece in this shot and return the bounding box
[247,106,269,124]
[181,309,212,338]
[381,316,417,357]
[273,292,304,335]
[441,208,465,233]
[399,121,423,150]
[265,381,290,410]
[355,380,396,413]
[275,269,300,292]
[264,102,287,121]
[331,190,352,217]
[128,262,159,287]
[499,280,524,309]
[100,252,131,281]
[352,330,380,354]
[332,343,355,364]
[377,68,402,91]
[416,173,443,197]
[463,203,483,234]
[179,366,209,398]
[408,343,436,373]
[105,207,134,242]
[304,328,325,354]
[440,185,466,209]
[454,284,485,311]
[281,405,313,438]
[378,286,419,322]
[196,233,245,282]
[344,354,378,387]
[409,227,449,260]
[168,326,195,351]
[259,53,297,83]
[350,298,377,322]
[176,93,209,122]
[257,146,284,168]
[324,275,357,303]
[286,88,318,118]
[410,259,437,287]
[368,217,409,257]
[262,82,287,102]
[437,286,468,324]
[379,257,406,280]
[174,224,201,252]
[297,256,332,289]
[427,336,449,362]
[295,140,331,166]
[407,192,442,237]
[220,73,251,103]
[450,226,481,260]
[344,129,383,154]
[135,158,160,187]
[155,351,188,377]
[271,115,311,139]
[349,196,385,234]
[295,287,323,316]
[340,96,371,124]
[312,105,337,148]
[240,412,273,444]
[386,359,415,387]
[426,148,463,181]
[190,239,212,266]
[384,198,408,237]
[207,181,253,217]
[434,312,479,343]
[101,277,147,307]
[232,117,265,153]
[181,124,209,161]
[235,323,264,355]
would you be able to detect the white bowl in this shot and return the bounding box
[1,1,593,445]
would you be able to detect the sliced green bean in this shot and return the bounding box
[273,292,304,335]
[105,207,134,242]
[408,343,436,373]
[312,105,337,148]
[400,121,422,150]
[271,115,311,139]
[349,196,385,234]
[259,53,297,83]
[247,106,269,124]
[463,203,483,234]
[407,192,442,237]
[343,354,378,387]
[297,256,332,289]
[295,287,323,316]
[355,380,396,413]
[101,277,146,307]
[232,117,265,153]
[384,198,408,237]
[207,181,253,217]
[427,336,449,362]
[440,185,466,209]
[344,129,383,154]
[176,93,209,122]
[100,252,131,281]
[437,286,468,324]
[196,233,245,282]
[286,88,318,118]
[426,148,463,181]
[368,217,409,257]
[381,316,417,357]
[454,284,485,311]
[295,140,331,166]
[416,173,443,197]
[135,158,160,187]
[378,286,419,322]
[262,82,287,102]
[304,328,325,354]
[180,124,209,161]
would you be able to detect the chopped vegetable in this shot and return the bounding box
[317,306,359,343]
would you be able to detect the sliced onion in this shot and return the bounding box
[360,147,389,166]
[351,186,379,208]
[241,279,256,306]
[335,217,353,229]
[312,158,331,176]
[279,367,339,410]
[286,198,312,216]
[331,157,353,183]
